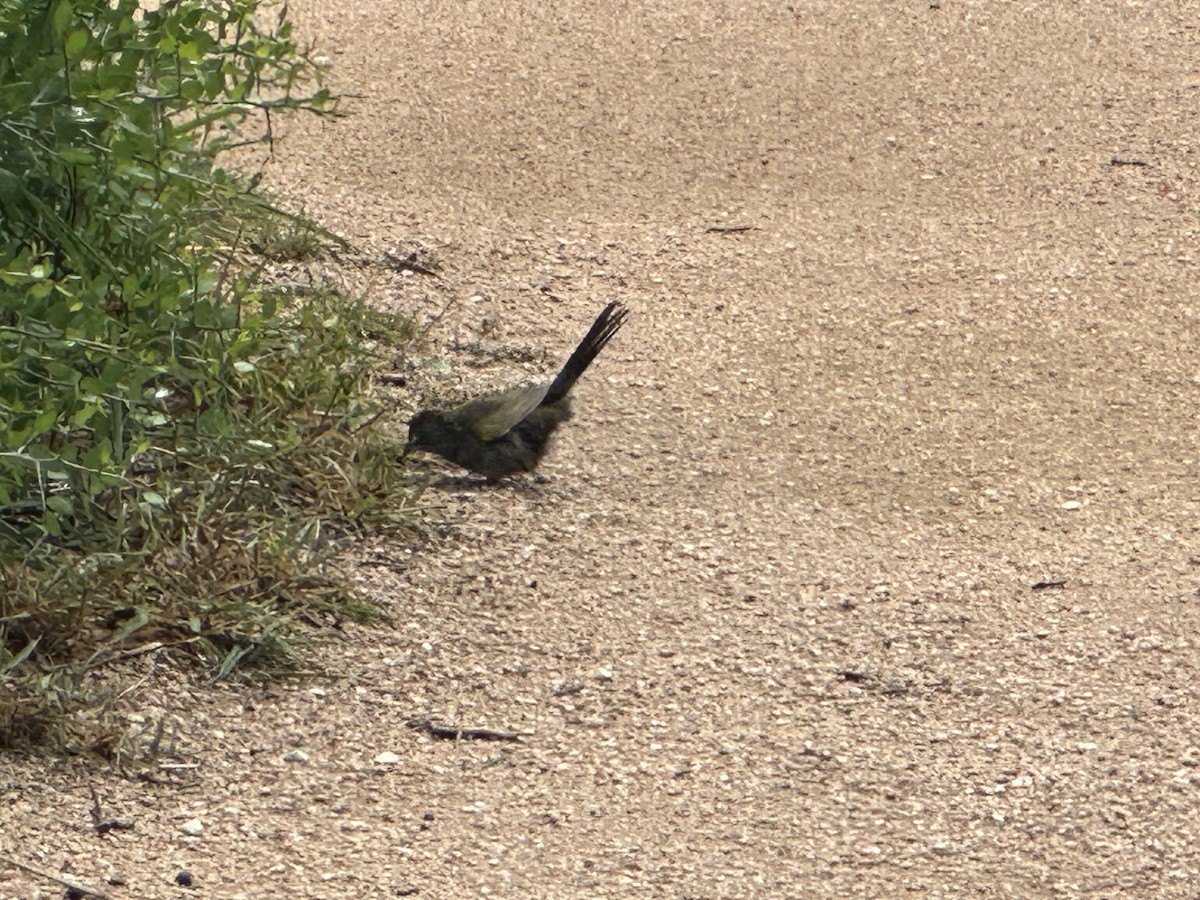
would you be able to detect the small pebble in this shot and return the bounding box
[180,818,203,836]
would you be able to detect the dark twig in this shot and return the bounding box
[407,718,524,742]
[89,786,135,834]
[0,854,109,899]
[385,250,441,277]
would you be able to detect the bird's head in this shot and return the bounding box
[405,409,446,454]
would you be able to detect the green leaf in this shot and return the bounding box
[204,68,224,99]
[109,607,150,643]
[100,358,128,388]
[217,645,254,679]
[58,147,95,164]
[0,637,40,676]
[51,0,73,37]
[181,79,204,102]
[46,494,74,516]
[33,407,59,434]
[64,28,89,58]
[81,438,113,470]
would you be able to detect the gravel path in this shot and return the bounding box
[6,2,1200,897]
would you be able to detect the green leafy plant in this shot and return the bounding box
[0,0,419,752]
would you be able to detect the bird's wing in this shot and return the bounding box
[448,382,550,441]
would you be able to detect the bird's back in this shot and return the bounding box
[447,382,550,441]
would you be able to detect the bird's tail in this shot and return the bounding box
[544,301,629,405]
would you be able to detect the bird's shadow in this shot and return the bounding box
[428,473,551,492]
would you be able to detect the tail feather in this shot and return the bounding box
[544,301,629,404]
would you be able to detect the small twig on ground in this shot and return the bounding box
[704,224,756,234]
[0,854,109,899]
[384,250,441,277]
[406,717,524,742]
[89,786,136,835]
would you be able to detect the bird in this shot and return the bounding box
[405,301,629,479]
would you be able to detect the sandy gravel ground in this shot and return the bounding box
[6,2,1200,897]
